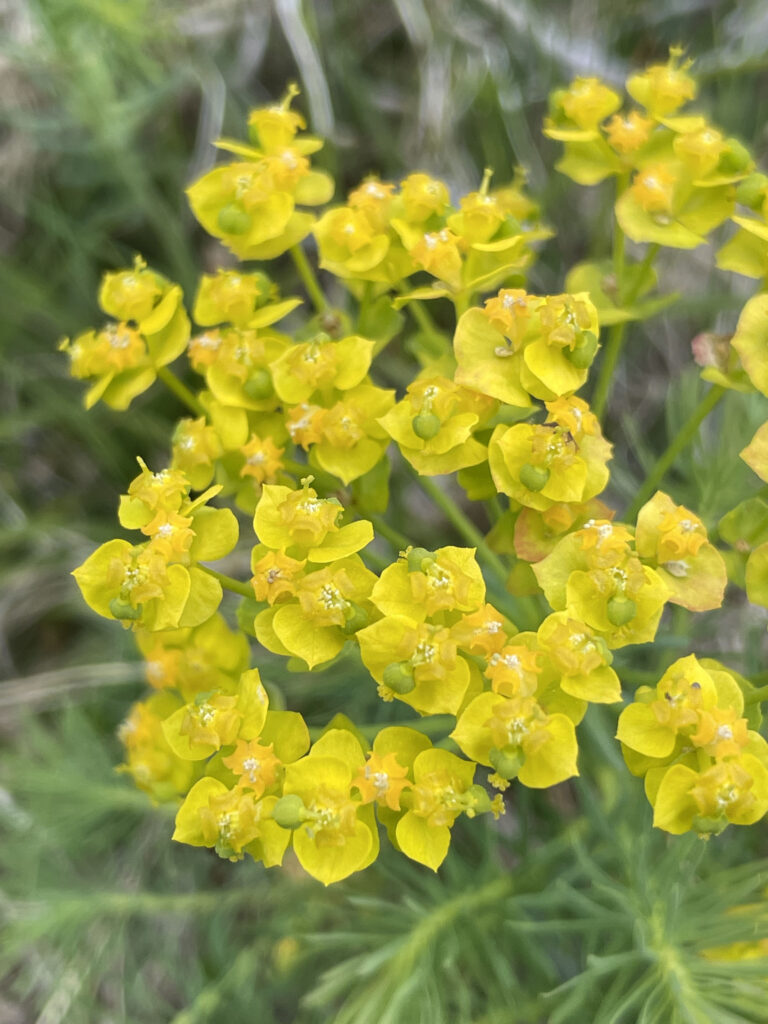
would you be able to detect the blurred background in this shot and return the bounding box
[2,2,768,1021]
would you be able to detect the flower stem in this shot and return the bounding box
[199,565,253,599]
[591,242,660,422]
[410,471,510,588]
[625,384,726,522]
[745,683,768,705]
[156,366,206,417]
[290,244,327,313]
[371,514,410,553]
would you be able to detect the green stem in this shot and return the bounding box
[625,385,726,522]
[290,244,327,313]
[156,366,206,417]
[371,515,410,553]
[746,684,768,706]
[199,565,253,599]
[411,471,510,588]
[408,296,442,338]
[591,242,660,422]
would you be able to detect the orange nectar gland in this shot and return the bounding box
[223,739,281,797]
[240,435,285,484]
[251,551,306,604]
[354,752,411,810]
[604,111,653,154]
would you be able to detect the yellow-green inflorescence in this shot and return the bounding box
[66,62,768,885]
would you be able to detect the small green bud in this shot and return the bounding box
[606,595,637,627]
[719,138,752,175]
[407,547,436,573]
[342,603,369,635]
[382,661,416,695]
[217,203,252,235]
[489,746,524,780]
[109,598,142,621]
[244,368,274,400]
[565,330,599,369]
[466,783,492,815]
[412,412,442,441]
[272,794,307,830]
[735,172,768,209]
[519,463,550,493]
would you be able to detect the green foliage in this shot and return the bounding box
[5,0,768,1020]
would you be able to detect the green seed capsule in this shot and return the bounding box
[466,783,492,815]
[489,746,524,780]
[565,330,599,369]
[382,661,416,695]
[606,595,637,627]
[342,603,369,635]
[407,547,435,573]
[735,172,768,210]
[109,598,142,621]
[719,137,752,174]
[519,463,550,493]
[244,368,274,400]
[217,203,252,235]
[412,412,442,440]
[272,794,307,830]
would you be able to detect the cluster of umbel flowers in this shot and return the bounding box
[66,57,768,885]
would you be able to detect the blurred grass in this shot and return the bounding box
[3,0,768,1020]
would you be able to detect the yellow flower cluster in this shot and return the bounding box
[618,655,768,836]
[545,48,750,251]
[64,71,768,886]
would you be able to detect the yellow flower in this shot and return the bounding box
[117,693,197,802]
[353,750,411,811]
[452,692,579,790]
[276,729,379,885]
[378,375,492,476]
[302,384,395,485]
[452,603,513,657]
[371,545,486,622]
[398,172,451,222]
[162,668,269,760]
[617,655,746,763]
[240,434,285,485]
[489,398,611,512]
[626,48,697,119]
[357,615,472,716]
[604,111,653,154]
[409,228,464,289]
[173,777,289,864]
[485,644,542,699]
[136,613,249,700]
[61,262,190,410]
[253,481,373,562]
[558,77,622,130]
[653,754,768,836]
[270,333,374,405]
[635,491,727,612]
[630,164,677,215]
[223,739,282,797]
[396,748,479,870]
[250,547,307,604]
[537,612,621,703]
